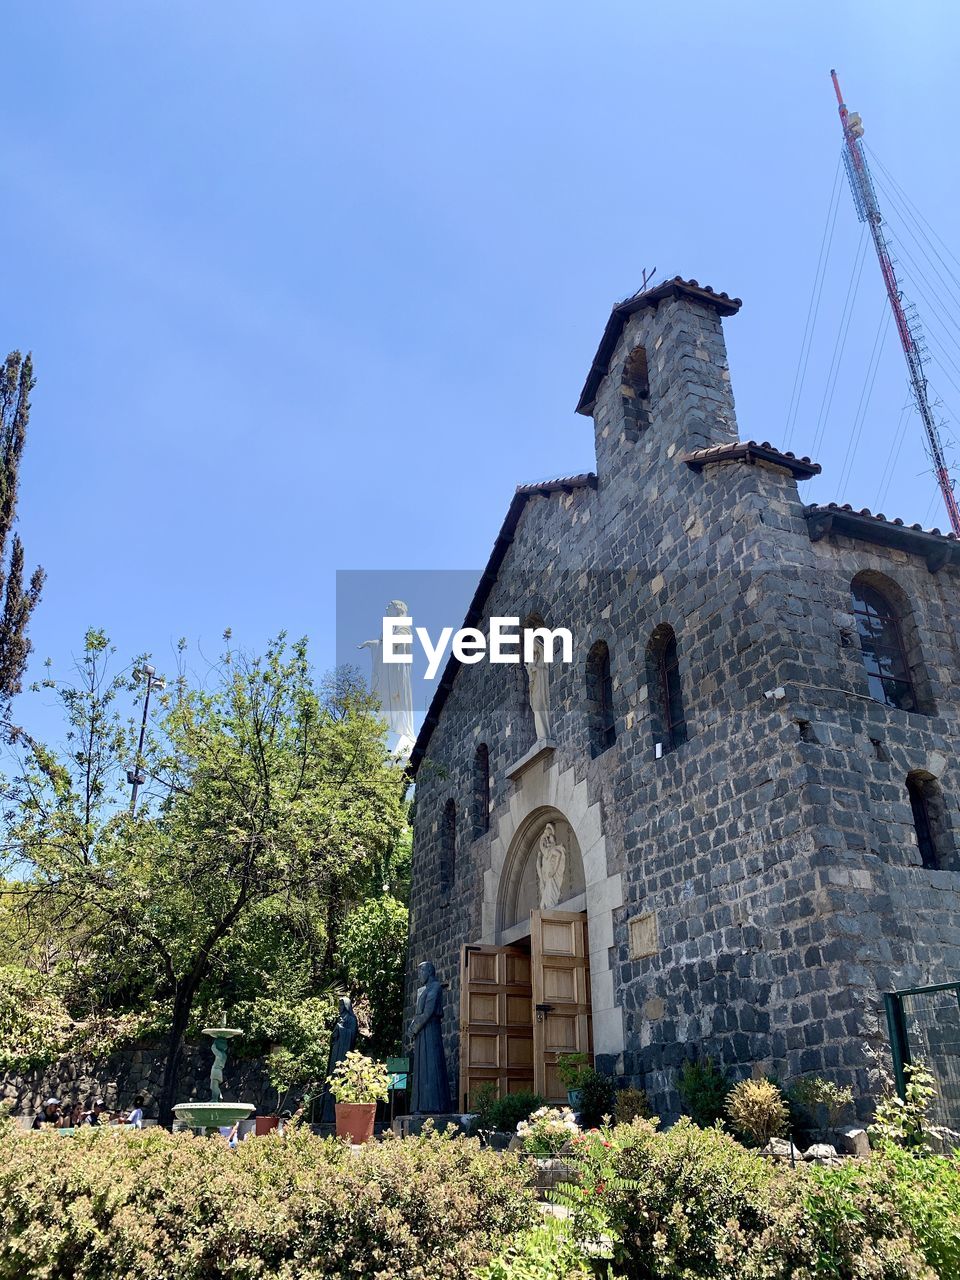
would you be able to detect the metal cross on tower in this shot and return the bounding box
[831,69,960,536]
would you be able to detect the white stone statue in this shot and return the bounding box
[536,822,566,909]
[525,637,551,740]
[360,599,416,757]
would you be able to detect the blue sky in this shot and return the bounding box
[5,1,960,744]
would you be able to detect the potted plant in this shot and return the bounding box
[556,1052,591,1107]
[326,1050,390,1145]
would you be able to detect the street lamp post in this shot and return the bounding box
[127,664,165,815]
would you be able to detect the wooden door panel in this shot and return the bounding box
[531,910,592,1101]
[459,944,534,1110]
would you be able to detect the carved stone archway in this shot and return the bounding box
[497,807,586,934]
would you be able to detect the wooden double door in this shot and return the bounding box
[459,910,592,1109]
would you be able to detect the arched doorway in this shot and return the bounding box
[459,808,593,1109]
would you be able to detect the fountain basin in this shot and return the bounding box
[173,1101,255,1130]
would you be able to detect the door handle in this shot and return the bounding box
[535,1003,554,1022]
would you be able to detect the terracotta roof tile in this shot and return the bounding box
[683,440,821,480]
[805,502,960,570]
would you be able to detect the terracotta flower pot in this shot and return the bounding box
[255,1115,280,1136]
[335,1102,376,1145]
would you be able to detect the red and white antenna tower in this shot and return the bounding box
[831,69,960,535]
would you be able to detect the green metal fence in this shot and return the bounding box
[883,981,960,1133]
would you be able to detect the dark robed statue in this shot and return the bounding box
[409,960,450,1114]
[319,995,359,1123]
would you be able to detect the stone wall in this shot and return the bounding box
[2,1042,281,1121]
[407,281,960,1120]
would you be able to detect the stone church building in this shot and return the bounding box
[405,277,960,1116]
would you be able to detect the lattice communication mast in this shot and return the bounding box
[831,69,960,535]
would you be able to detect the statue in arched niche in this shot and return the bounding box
[536,821,566,909]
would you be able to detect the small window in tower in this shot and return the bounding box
[472,744,490,839]
[622,345,650,399]
[620,345,651,441]
[850,573,932,713]
[440,798,457,895]
[585,640,616,757]
[906,772,955,871]
[646,624,687,754]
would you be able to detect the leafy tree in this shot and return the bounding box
[337,895,408,1055]
[5,630,407,1126]
[0,353,44,726]
[0,964,71,1073]
[238,994,339,1111]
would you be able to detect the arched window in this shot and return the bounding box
[851,575,927,713]
[440,799,456,895]
[906,772,955,871]
[646,625,686,754]
[472,744,490,838]
[620,345,651,442]
[585,640,615,757]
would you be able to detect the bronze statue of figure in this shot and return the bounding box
[319,996,359,1123]
[409,960,450,1114]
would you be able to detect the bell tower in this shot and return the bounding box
[576,277,742,478]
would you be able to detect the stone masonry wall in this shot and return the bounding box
[407,285,960,1119]
[3,1042,279,1122]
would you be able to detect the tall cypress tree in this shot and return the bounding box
[0,352,44,727]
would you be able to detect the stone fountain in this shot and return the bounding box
[172,1027,255,1133]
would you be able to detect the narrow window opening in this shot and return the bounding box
[440,799,457,895]
[585,640,616,757]
[906,772,955,871]
[646,625,686,754]
[472,744,490,838]
[620,345,652,442]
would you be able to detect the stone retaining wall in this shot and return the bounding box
[2,1042,281,1121]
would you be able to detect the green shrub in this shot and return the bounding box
[788,1074,854,1129]
[813,1143,960,1278]
[484,1091,546,1133]
[593,1118,935,1280]
[600,1117,780,1277]
[870,1062,940,1151]
[678,1056,731,1128]
[725,1077,789,1146]
[613,1086,651,1125]
[0,1120,536,1279]
[555,1052,591,1091]
[468,1081,500,1132]
[576,1067,614,1127]
[475,1219,592,1280]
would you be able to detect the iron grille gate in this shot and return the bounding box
[884,982,960,1133]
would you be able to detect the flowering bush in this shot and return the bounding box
[574,1117,947,1280]
[516,1105,580,1155]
